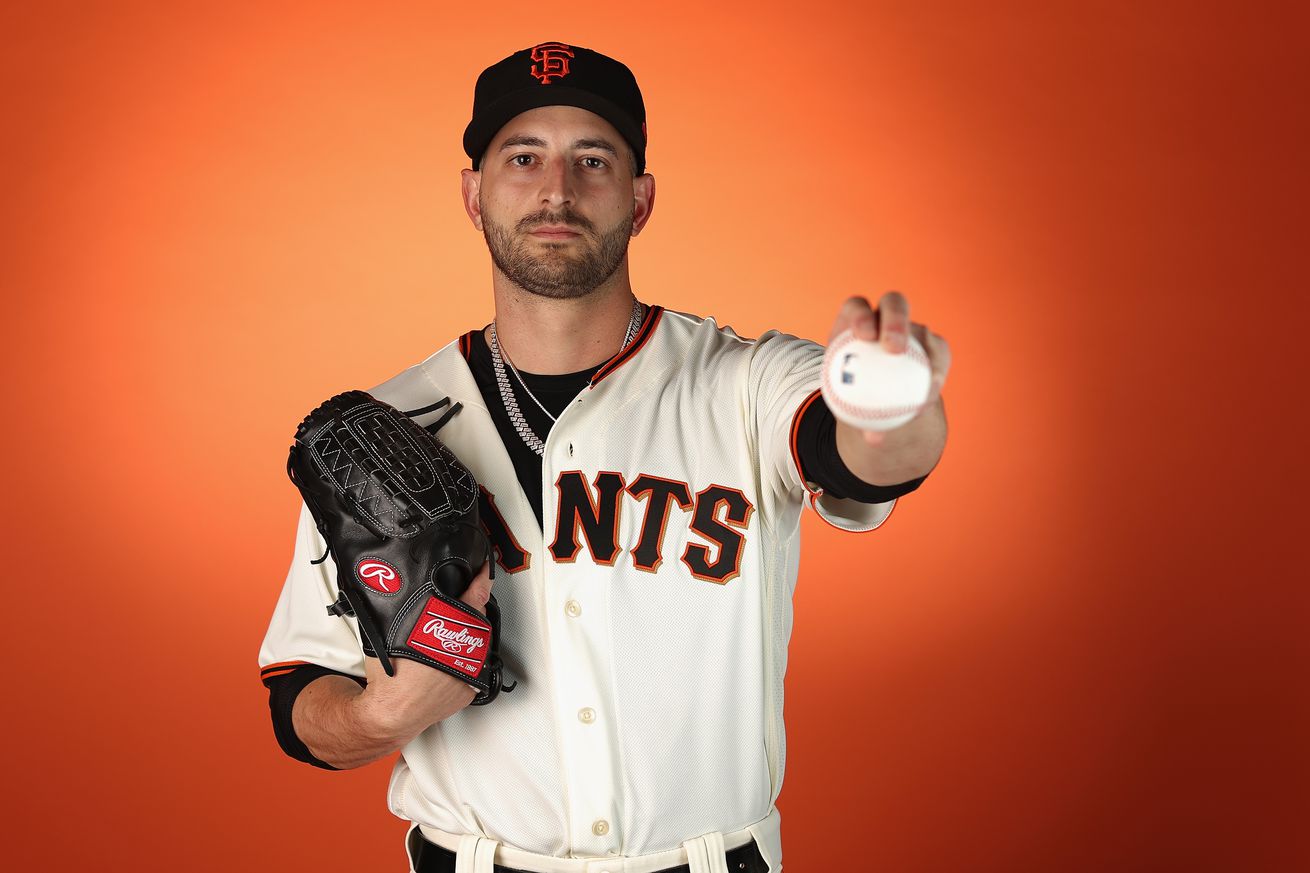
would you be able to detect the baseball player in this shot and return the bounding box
[259,41,950,873]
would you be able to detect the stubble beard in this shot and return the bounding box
[482,204,634,300]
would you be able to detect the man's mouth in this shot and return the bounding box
[529,225,583,239]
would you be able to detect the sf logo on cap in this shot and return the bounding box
[530,42,574,84]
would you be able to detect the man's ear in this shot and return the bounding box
[631,173,655,236]
[460,168,483,231]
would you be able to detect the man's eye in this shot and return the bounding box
[511,154,535,167]
[581,156,606,169]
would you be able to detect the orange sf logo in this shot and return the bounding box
[530,42,574,84]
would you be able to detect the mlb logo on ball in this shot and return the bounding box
[841,353,858,384]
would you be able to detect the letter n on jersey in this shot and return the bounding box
[550,471,626,565]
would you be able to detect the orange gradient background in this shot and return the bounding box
[2,3,1305,871]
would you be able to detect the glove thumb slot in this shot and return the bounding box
[435,562,473,599]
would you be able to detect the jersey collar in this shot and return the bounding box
[591,305,664,386]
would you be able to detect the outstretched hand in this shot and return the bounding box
[828,292,952,446]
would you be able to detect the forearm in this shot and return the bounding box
[291,668,474,770]
[290,676,405,770]
[835,397,947,486]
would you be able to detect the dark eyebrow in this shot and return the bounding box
[498,135,548,151]
[571,138,619,157]
[497,135,619,158]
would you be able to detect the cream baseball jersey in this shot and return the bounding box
[258,308,896,866]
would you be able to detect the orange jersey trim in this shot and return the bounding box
[259,660,310,683]
[591,306,664,386]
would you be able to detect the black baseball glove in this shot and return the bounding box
[287,390,511,705]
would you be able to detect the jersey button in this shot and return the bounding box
[565,600,582,618]
[592,819,610,837]
[578,707,596,724]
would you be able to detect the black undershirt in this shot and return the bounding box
[464,329,600,528]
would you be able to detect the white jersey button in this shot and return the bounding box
[592,819,610,837]
[578,707,596,724]
[565,600,582,618]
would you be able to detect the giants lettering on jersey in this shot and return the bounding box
[482,471,755,584]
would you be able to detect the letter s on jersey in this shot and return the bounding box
[682,484,754,584]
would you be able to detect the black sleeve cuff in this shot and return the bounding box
[794,394,927,503]
[263,664,366,770]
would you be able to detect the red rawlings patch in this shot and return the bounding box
[355,558,402,595]
[406,597,491,677]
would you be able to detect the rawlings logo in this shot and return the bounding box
[530,42,574,84]
[406,596,492,677]
[355,558,401,595]
[419,618,488,655]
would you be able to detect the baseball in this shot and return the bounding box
[821,330,933,431]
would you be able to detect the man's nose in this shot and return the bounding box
[538,157,575,207]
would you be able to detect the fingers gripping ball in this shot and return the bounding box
[286,390,512,705]
[821,331,933,431]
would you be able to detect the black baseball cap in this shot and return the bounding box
[463,41,647,175]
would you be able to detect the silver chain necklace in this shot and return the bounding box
[489,299,644,456]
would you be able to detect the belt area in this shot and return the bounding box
[411,834,769,873]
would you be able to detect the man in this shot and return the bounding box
[259,41,949,872]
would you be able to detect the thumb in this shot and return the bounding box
[459,560,493,614]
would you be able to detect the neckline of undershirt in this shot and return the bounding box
[470,330,603,391]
